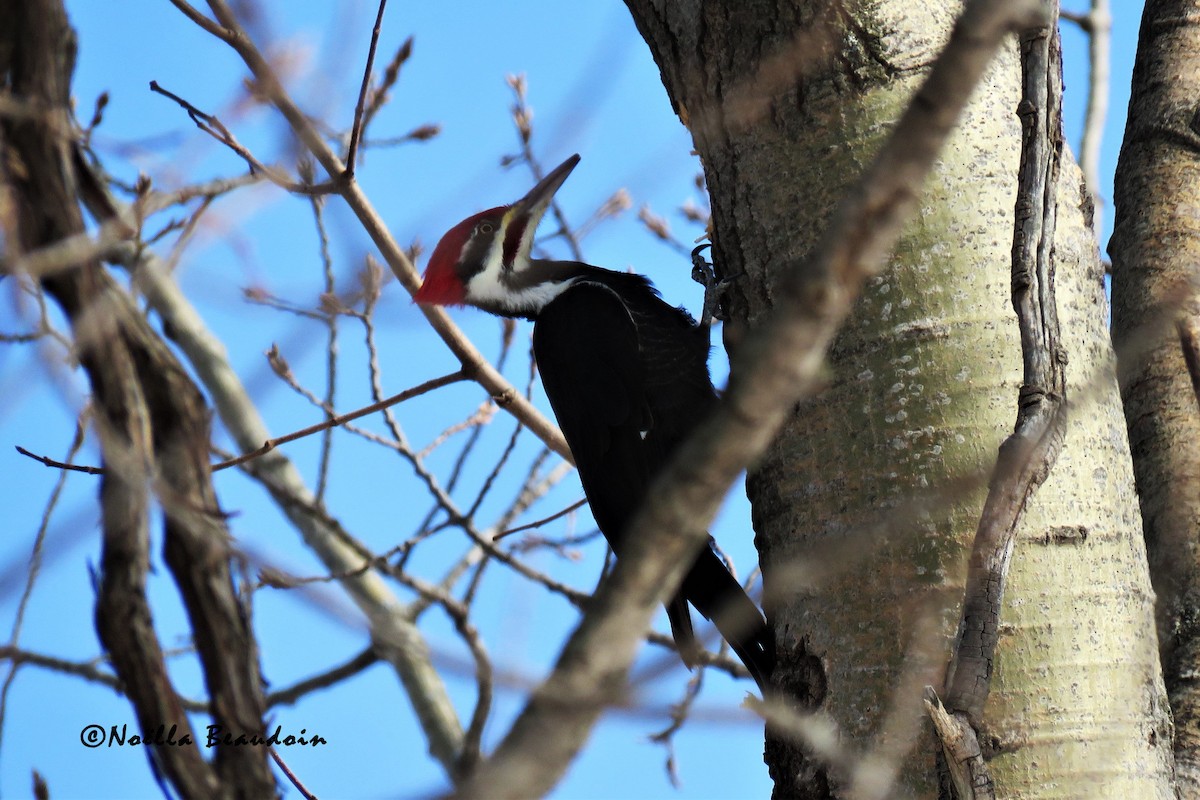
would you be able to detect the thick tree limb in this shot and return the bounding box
[451,1,1046,797]
[0,0,274,796]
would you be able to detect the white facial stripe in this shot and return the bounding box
[482,223,506,276]
[463,206,574,314]
[465,269,575,314]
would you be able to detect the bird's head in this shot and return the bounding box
[415,154,581,317]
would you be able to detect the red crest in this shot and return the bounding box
[414,208,503,306]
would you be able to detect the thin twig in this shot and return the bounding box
[14,445,103,475]
[418,401,496,460]
[266,647,379,708]
[309,179,339,502]
[270,749,318,800]
[505,76,584,262]
[649,669,705,789]
[165,0,232,42]
[388,572,493,778]
[216,370,466,470]
[15,371,469,476]
[0,416,89,753]
[495,498,588,540]
[466,416,524,519]
[149,80,337,195]
[361,38,414,134]
[345,0,389,176]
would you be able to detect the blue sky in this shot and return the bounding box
[1,2,1143,798]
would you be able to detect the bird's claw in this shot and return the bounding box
[690,243,740,325]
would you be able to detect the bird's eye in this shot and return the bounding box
[478,222,495,234]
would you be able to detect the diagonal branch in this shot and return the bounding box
[451,1,1047,796]
[345,0,388,176]
[172,0,570,461]
[15,370,468,475]
[149,80,337,194]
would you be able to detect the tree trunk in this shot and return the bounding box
[1110,0,1200,789]
[626,0,1174,795]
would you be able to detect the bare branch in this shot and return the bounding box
[495,498,588,540]
[362,37,414,135]
[16,371,467,476]
[0,417,89,751]
[305,172,339,502]
[1062,0,1111,232]
[270,749,318,800]
[165,0,232,42]
[649,669,705,788]
[215,369,466,471]
[14,444,103,474]
[265,648,378,708]
[175,0,570,460]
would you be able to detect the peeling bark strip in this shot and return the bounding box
[0,1,275,797]
[931,4,1067,798]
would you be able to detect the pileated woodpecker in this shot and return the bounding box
[414,154,774,690]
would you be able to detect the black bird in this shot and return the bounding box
[414,154,774,690]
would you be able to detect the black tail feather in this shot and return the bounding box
[680,542,775,691]
[666,595,702,669]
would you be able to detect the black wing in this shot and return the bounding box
[533,282,655,553]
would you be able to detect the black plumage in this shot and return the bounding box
[533,273,774,689]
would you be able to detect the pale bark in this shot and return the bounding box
[1110,0,1200,787]
[628,0,1173,796]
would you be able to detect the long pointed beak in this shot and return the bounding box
[510,154,580,225]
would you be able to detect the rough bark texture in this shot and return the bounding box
[0,1,275,797]
[1110,0,1200,789]
[626,0,1173,796]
